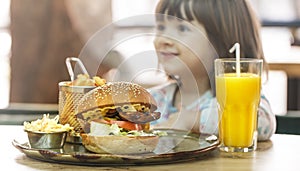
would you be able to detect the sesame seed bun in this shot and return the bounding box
[76,82,158,115]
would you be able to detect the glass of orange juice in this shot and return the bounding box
[215,58,263,152]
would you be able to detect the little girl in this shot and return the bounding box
[149,0,276,141]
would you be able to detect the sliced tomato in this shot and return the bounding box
[91,118,110,124]
[109,120,143,131]
[91,118,142,131]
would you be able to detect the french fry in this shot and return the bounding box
[24,114,74,133]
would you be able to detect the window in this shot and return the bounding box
[0,0,11,108]
[112,0,159,26]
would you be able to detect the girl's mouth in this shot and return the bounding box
[159,51,179,61]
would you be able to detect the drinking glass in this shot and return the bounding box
[215,58,263,152]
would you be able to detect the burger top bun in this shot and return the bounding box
[76,81,158,115]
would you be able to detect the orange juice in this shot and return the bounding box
[216,73,261,147]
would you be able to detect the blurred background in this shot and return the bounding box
[1,0,300,116]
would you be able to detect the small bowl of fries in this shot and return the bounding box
[24,114,73,149]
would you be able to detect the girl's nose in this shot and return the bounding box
[155,36,174,47]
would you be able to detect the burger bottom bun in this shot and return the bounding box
[81,134,159,154]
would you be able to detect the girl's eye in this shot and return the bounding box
[178,24,191,32]
[156,24,165,31]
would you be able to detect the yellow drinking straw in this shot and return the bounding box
[229,43,241,76]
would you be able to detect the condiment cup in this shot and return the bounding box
[25,130,68,149]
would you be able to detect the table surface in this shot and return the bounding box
[2,125,300,171]
[266,46,300,77]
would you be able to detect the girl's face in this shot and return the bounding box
[154,17,213,79]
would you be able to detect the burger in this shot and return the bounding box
[75,81,164,154]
